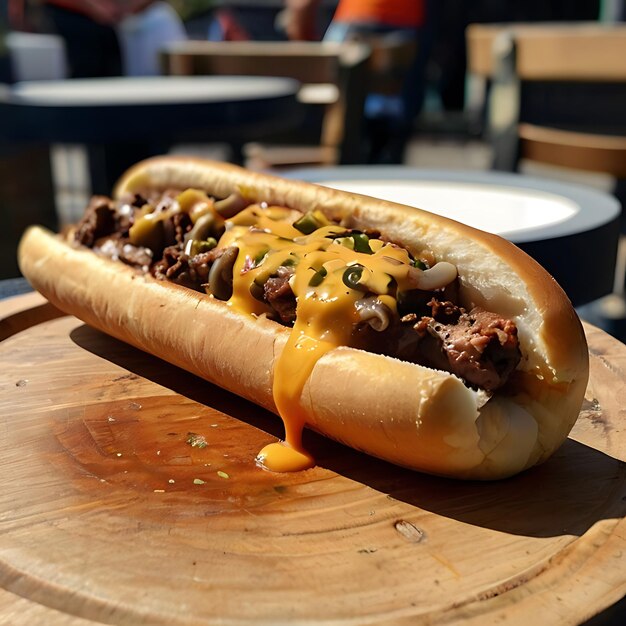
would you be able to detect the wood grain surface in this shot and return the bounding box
[0,292,624,625]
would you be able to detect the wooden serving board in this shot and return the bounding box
[0,292,624,625]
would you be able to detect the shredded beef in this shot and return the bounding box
[75,194,145,255]
[117,192,148,209]
[263,266,297,325]
[153,245,187,281]
[144,212,193,262]
[163,212,192,248]
[413,299,521,391]
[73,190,522,392]
[427,298,463,324]
[356,297,520,391]
[152,245,226,292]
[118,243,152,268]
[74,196,117,247]
[93,233,152,269]
[188,247,224,285]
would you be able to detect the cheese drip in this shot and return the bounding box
[219,205,449,472]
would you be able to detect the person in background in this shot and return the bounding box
[287,0,424,42]
[283,0,430,164]
[20,0,155,78]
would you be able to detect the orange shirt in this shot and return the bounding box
[334,0,425,28]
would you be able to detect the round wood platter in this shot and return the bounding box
[1,292,624,625]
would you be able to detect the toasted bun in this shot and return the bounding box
[18,156,589,479]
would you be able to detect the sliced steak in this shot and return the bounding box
[413,300,521,390]
[264,266,297,325]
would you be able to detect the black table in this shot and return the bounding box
[0,277,32,300]
[286,166,622,307]
[0,75,303,193]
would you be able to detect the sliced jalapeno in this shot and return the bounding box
[342,264,365,290]
[249,281,265,302]
[208,247,238,300]
[129,215,164,251]
[214,192,250,218]
[308,266,327,287]
[185,212,215,243]
[253,247,270,266]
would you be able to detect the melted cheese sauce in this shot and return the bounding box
[130,193,456,473]
[219,205,428,472]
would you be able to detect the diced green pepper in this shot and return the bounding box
[337,237,354,250]
[188,237,217,257]
[352,233,373,254]
[293,211,322,235]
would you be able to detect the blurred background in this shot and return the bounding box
[1,0,626,343]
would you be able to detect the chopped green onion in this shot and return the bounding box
[414,259,427,271]
[217,471,230,479]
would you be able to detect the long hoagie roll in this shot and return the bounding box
[18,156,589,479]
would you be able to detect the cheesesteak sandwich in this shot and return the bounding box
[18,156,589,479]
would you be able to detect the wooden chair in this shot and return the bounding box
[161,36,418,168]
[160,40,372,168]
[0,141,58,278]
[466,23,626,178]
[467,23,626,328]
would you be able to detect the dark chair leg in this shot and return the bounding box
[0,143,58,278]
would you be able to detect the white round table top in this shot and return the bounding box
[7,76,300,107]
